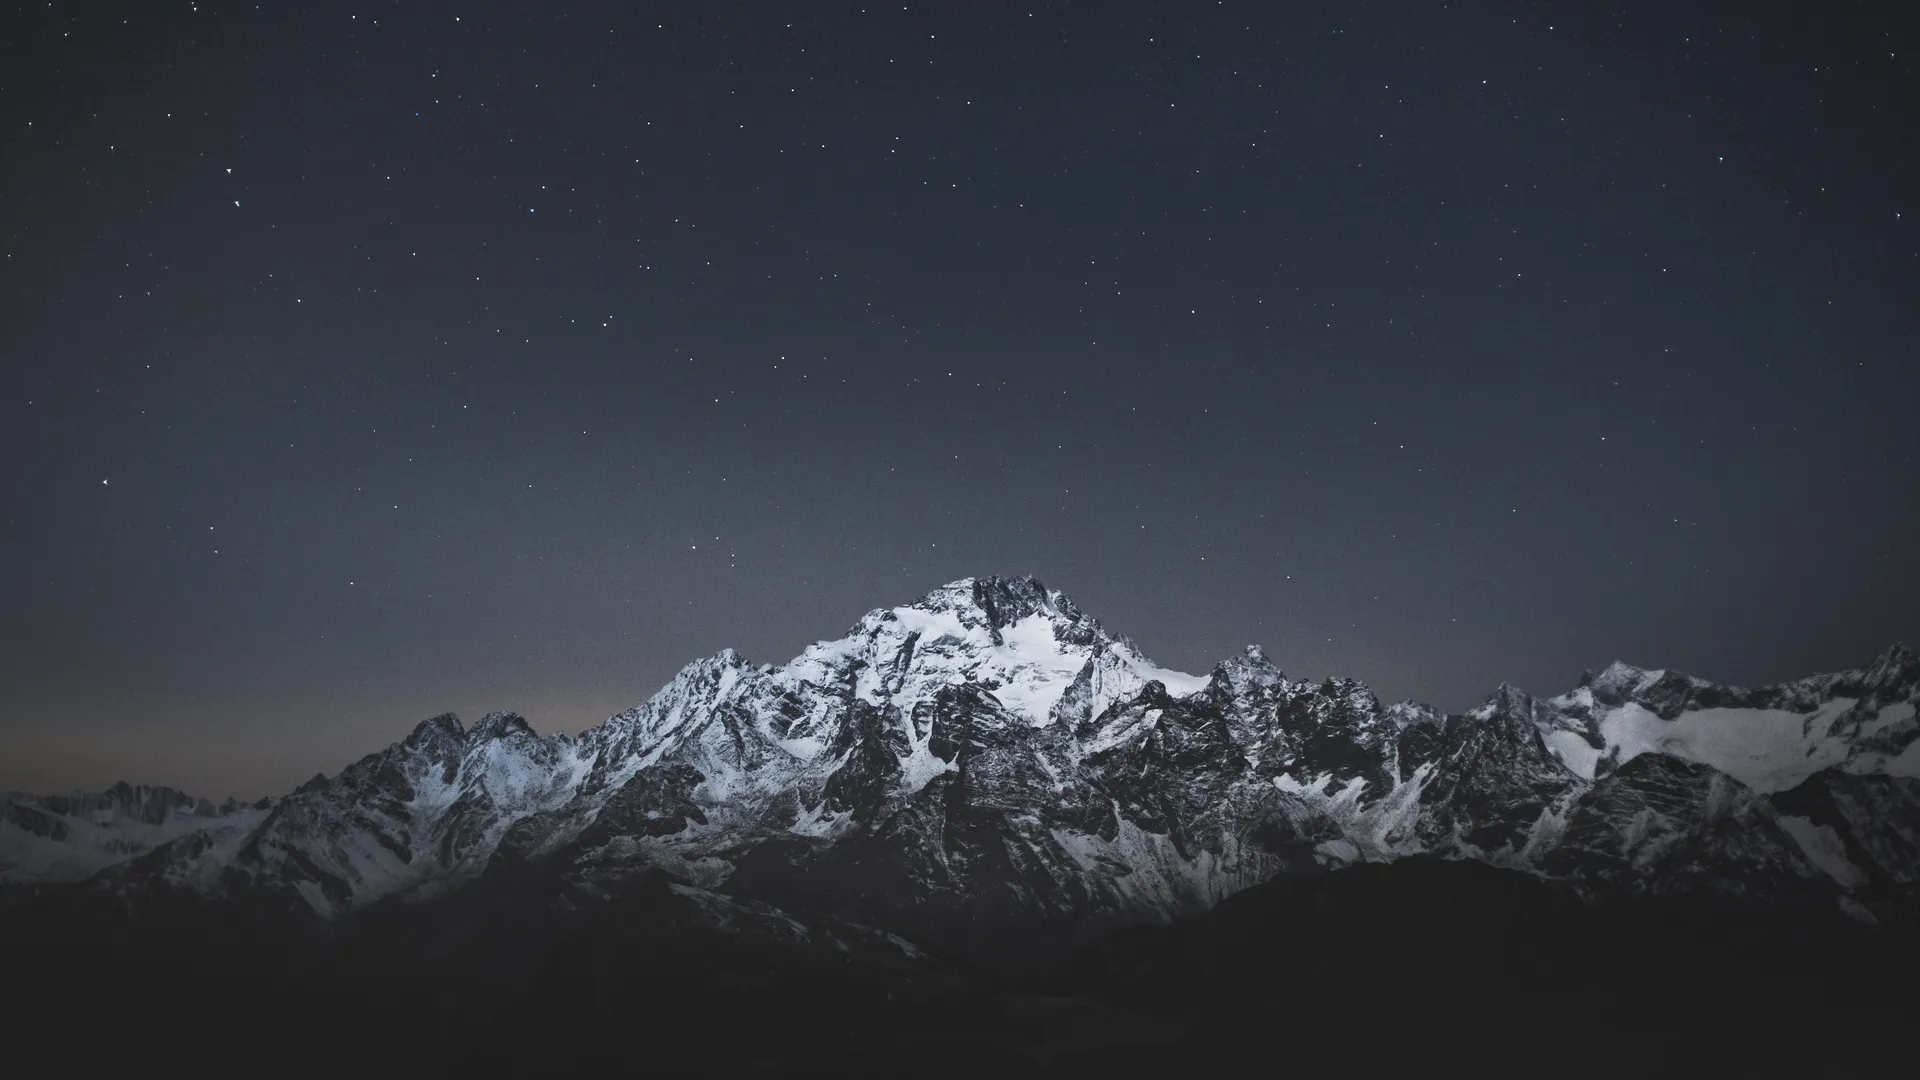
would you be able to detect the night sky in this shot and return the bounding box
[3,1,1914,800]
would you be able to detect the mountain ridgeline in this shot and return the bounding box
[5,576,1917,1074]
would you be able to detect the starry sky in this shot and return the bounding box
[2,1,1914,799]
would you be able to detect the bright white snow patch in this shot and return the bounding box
[1593,698,1857,793]
[985,613,1095,724]
[1273,771,1336,797]
[896,741,958,794]
[1080,707,1163,758]
[1113,645,1210,697]
[1544,728,1603,779]
[776,735,827,761]
[1860,701,1916,740]
[1776,814,1867,889]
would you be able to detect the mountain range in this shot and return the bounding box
[5,575,1917,1073]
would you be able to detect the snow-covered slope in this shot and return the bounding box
[0,782,268,883]
[11,577,1917,944]
[1537,649,1920,791]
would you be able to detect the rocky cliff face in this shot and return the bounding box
[7,576,1916,950]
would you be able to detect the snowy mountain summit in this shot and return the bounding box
[6,576,1917,948]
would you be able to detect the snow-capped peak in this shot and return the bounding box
[1212,644,1286,696]
[897,574,1083,633]
[1383,700,1446,729]
[469,711,538,743]
[1585,660,1673,703]
[1863,641,1919,692]
[774,575,1205,729]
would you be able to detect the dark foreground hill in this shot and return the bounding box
[5,856,1914,1077]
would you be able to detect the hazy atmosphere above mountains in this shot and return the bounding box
[3,1,1915,801]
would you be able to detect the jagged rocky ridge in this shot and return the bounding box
[6,576,1918,951]
[0,781,272,884]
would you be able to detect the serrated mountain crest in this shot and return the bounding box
[5,579,1916,946]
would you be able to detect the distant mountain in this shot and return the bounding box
[7,576,1916,946]
[0,780,270,884]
